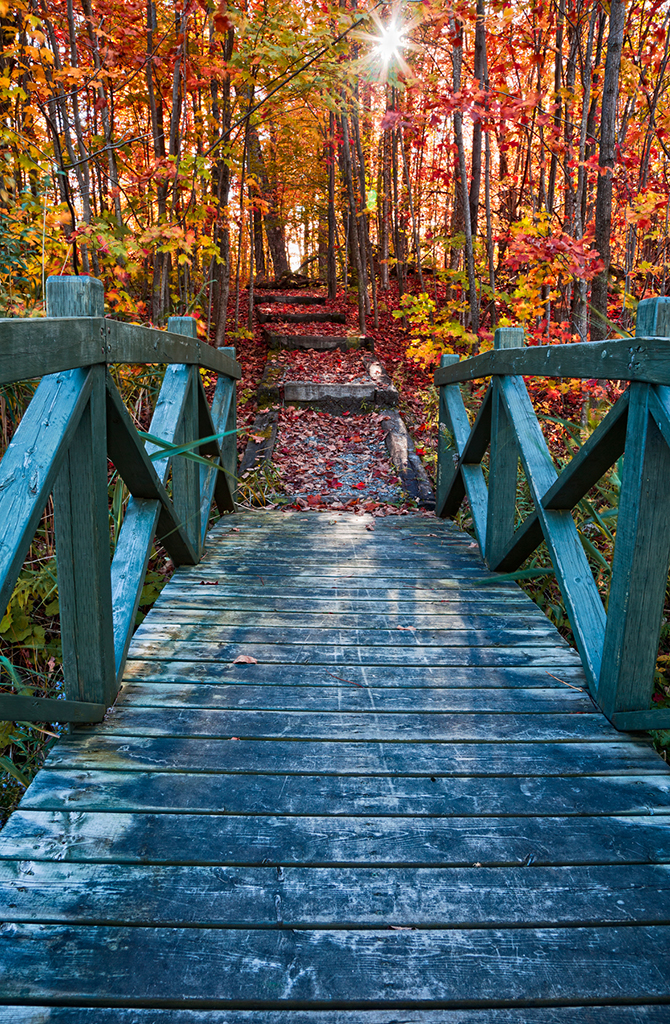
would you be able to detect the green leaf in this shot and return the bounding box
[0,754,29,788]
[138,427,241,463]
[479,567,556,584]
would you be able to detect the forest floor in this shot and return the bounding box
[231,279,438,515]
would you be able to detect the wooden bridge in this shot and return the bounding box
[0,277,669,1018]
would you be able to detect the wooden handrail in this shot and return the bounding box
[434,297,670,732]
[0,276,239,723]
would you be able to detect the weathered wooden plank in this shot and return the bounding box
[257,309,346,323]
[53,362,116,707]
[542,389,629,510]
[43,736,662,777]
[105,372,196,565]
[191,549,491,569]
[499,374,606,691]
[598,383,670,717]
[167,318,202,559]
[126,640,579,666]
[0,313,240,393]
[105,318,241,378]
[149,605,544,627]
[434,370,491,516]
[436,355,473,521]
[120,660,587,688]
[486,332,523,567]
[493,510,545,573]
[110,497,162,676]
[612,709,670,731]
[23,769,670,817]
[0,695,105,723]
[112,682,589,713]
[1,861,669,927]
[170,570,513,591]
[2,809,670,866]
[264,331,371,352]
[198,358,236,525]
[433,335,670,387]
[4,506,670,1017]
[130,622,566,649]
[154,589,538,611]
[260,294,327,304]
[98,708,613,743]
[2,1008,669,1024]
[0,367,93,616]
[0,317,106,385]
[2,923,670,1004]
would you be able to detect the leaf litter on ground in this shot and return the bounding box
[265,407,421,515]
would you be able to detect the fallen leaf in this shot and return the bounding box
[233,654,258,664]
[365,524,375,531]
[200,580,219,586]
[325,669,363,688]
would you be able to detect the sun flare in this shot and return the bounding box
[375,21,406,64]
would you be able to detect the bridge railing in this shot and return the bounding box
[0,276,240,724]
[435,296,670,732]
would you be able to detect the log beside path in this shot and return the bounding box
[0,510,669,1019]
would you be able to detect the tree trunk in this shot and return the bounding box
[247,125,290,279]
[340,111,365,333]
[212,27,234,346]
[451,17,479,333]
[327,111,337,298]
[571,6,598,341]
[253,207,266,279]
[590,0,625,341]
[469,0,487,236]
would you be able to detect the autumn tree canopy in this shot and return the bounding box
[0,0,667,356]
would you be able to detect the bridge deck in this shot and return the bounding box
[0,511,669,1021]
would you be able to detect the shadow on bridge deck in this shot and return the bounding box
[0,510,669,1019]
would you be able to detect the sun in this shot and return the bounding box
[353,7,419,82]
[375,21,406,65]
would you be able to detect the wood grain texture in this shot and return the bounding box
[52,363,116,706]
[120,660,586,687]
[2,1009,670,1024]
[1,511,669,1014]
[1,861,669,927]
[598,384,670,716]
[433,335,670,387]
[2,810,670,866]
[0,695,105,723]
[40,736,663,777]
[0,367,93,616]
[93,706,613,743]
[110,682,592,712]
[499,375,606,691]
[21,770,670,817]
[1,922,670,1005]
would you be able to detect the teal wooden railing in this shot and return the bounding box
[0,276,240,724]
[435,296,670,732]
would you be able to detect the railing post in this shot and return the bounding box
[485,327,524,568]
[216,345,237,507]
[47,276,116,707]
[435,353,460,515]
[167,316,201,559]
[597,298,670,722]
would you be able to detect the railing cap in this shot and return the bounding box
[636,296,670,339]
[46,275,104,318]
[494,327,525,349]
